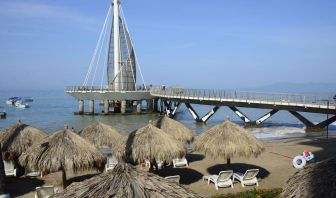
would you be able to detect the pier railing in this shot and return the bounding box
[149,87,336,109]
[64,86,150,92]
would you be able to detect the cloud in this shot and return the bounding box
[0,1,97,26]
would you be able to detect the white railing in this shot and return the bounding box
[64,86,150,92]
[149,87,336,109]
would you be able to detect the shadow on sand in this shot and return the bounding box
[207,163,270,179]
[296,137,336,162]
[186,153,205,164]
[67,173,100,186]
[158,167,203,185]
[6,176,44,197]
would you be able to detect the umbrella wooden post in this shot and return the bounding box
[227,158,231,166]
[61,161,67,189]
[62,168,67,189]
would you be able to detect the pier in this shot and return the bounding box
[65,0,336,132]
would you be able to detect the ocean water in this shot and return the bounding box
[0,90,335,139]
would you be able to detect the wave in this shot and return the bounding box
[248,126,306,139]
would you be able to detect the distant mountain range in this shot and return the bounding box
[243,82,336,95]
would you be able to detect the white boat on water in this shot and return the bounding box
[6,97,20,105]
[15,101,29,108]
[6,97,33,105]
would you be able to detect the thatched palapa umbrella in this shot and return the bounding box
[0,120,47,160]
[52,163,202,198]
[79,122,123,151]
[119,121,186,169]
[153,115,193,143]
[281,156,336,197]
[193,119,264,166]
[19,126,106,188]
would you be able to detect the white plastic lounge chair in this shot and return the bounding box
[203,170,233,190]
[35,186,58,198]
[165,175,180,184]
[173,157,188,168]
[145,159,151,167]
[145,160,164,170]
[105,155,118,172]
[233,169,259,187]
[3,160,16,177]
[25,171,43,177]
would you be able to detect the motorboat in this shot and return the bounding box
[6,97,20,105]
[6,97,33,105]
[22,97,34,102]
[15,101,29,108]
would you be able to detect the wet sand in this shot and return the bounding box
[9,136,336,198]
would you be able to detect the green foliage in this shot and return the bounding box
[213,188,282,198]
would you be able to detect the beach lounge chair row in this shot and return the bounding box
[4,160,43,177]
[144,157,189,170]
[203,169,259,190]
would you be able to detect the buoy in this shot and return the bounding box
[293,155,306,169]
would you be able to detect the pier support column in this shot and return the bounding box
[88,100,94,115]
[137,100,142,113]
[104,100,109,115]
[160,100,164,115]
[147,99,154,112]
[78,100,84,115]
[153,99,159,112]
[229,106,278,128]
[290,111,336,132]
[121,100,126,114]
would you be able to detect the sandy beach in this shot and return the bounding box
[7,135,336,198]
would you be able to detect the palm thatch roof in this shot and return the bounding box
[0,121,48,160]
[281,156,336,197]
[118,122,186,163]
[193,120,264,160]
[18,127,106,174]
[153,116,193,143]
[52,163,202,198]
[79,122,123,152]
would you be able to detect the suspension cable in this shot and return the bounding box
[91,9,111,86]
[120,7,137,90]
[100,27,110,90]
[120,7,147,89]
[83,5,111,86]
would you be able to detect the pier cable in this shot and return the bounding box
[91,9,111,87]
[100,24,110,90]
[120,7,147,89]
[120,6,137,91]
[83,5,111,86]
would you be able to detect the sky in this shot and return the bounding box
[0,0,336,90]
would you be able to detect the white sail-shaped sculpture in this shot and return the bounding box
[107,0,136,91]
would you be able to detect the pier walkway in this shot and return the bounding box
[149,87,336,132]
[65,86,336,132]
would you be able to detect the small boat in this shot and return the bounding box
[6,97,20,105]
[0,107,6,119]
[15,101,29,108]
[22,97,34,102]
